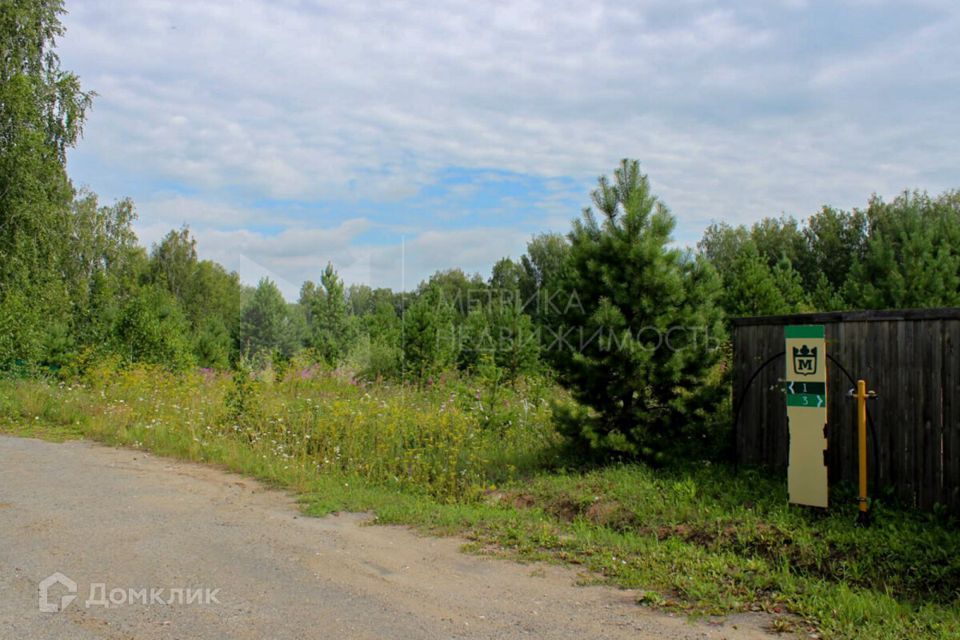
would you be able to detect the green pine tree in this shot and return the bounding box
[237,279,300,360]
[401,285,457,383]
[551,160,726,462]
[844,192,960,309]
[301,263,351,364]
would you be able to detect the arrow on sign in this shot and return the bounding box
[817,395,824,407]
[788,382,795,394]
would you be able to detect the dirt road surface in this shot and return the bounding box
[0,436,779,639]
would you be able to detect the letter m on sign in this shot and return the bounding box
[792,345,817,376]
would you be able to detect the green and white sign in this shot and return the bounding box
[785,324,829,508]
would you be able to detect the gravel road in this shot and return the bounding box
[0,435,779,639]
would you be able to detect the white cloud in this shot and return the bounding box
[155,217,528,299]
[810,11,960,91]
[56,0,960,292]
[60,0,785,197]
[129,189,528,297]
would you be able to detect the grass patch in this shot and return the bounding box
[1,367,957,639]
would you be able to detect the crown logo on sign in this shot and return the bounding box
[792,345,818,376]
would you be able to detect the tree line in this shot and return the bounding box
[700,190,960,317]
[4,1,958,462]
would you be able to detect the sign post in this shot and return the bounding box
[785,325,828,508]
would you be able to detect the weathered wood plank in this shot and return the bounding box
[944,321,960,509]
[921,321,942,509]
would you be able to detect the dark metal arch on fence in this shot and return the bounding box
[732,307,960,511]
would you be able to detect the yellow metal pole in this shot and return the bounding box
[857,379,868,523]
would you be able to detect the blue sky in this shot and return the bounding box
[59,0,959,298]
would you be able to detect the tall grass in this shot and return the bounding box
[1,360,561,502]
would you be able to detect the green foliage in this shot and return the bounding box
[698,222,750,278]
[149,227,199,301]
[402,285,458,383]
[346,284,401,317]
[147,227,245,367]
[771,255,810,312]
[751,215,809,277]
[551,160,726,462]
[192,316,233,370]
[301,263,351,364]
[489,256,525,292]
[65,192,143,347]
[421,268,486,318]
[458,306,492,371]
[224,357,263,431]
[0,1,94,157]
[460,300,541,382]
[0,287,50,366]
[721,241,802,316]
[113,285,195,370]
[0,0,94,365]
[845,191,960,309]
[349,334,402,381]
[236,278,301,360]
[700,225,810,316]
[804,206,868,294]
[699,190,960,316]
[347,297,402,381]
[520,233,570,320]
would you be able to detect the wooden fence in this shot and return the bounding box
[732,308,960,511]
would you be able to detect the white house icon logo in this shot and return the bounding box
[38,572,77,613]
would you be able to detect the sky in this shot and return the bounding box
[58,0,960,298]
